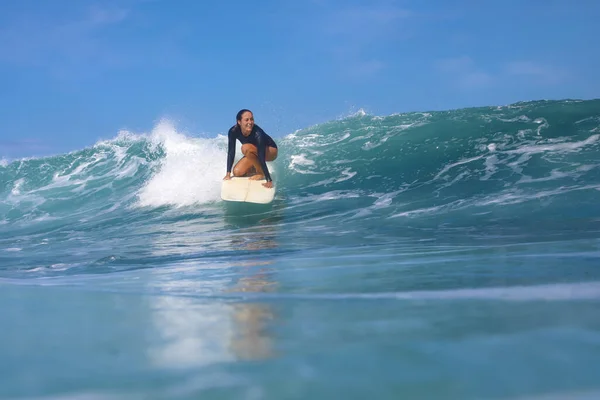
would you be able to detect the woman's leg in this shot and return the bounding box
[248,145,278,180]
[233,144,260,177]
[265,146,278,162]
[232,156,255,177]
[233,144,277,179]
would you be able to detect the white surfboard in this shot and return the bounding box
[221,177,275,204]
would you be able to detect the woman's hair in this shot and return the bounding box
[236,109,252,122]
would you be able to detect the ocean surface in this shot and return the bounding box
[1,99,600,399]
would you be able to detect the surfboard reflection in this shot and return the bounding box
[223,210,283,361]
[147,206,282,367]
[227,267,277,361]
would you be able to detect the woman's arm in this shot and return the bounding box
[224,126,237,179]
[255,128,272,182]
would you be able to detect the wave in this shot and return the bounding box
[1,99,599,229]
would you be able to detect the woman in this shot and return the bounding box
[223,109,278,188]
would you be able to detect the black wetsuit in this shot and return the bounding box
[227,124,277,182]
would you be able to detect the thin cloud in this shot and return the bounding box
[0,5,130,69]
[459,71,493,88]
[345,59,387,79]
[315,2,413,79]
[505,61,566,84]
[85,6,129,26]
[435,56,474,74]
[436,57,568,89]
[325,5,413,37]
[435,56,493,89]
[0,139,53,157]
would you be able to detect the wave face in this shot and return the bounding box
[279,100,600,228]
[1,100,600,399]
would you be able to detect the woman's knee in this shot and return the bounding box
[241,144,257,155]
[267,147,278,161]
[233,164,245,176]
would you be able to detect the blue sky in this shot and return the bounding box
[1,0,599,158]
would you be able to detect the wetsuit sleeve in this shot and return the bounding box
[255,127,273,182]
[226,127,236,173]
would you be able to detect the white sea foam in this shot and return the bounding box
[343,108,367,118]
[289,131,351,149]
[498,115,532,123]
[349,189,406,218]
[322,132,351,146]
[481,154,500,180]
[361,122,425,150]
[288,154,316,173]
[577,164,597,172]
[332,159,354,165]
[20,151,112,198]
[5,188,47,210]
[475,184,600,206]
[434,155,484,180]
[516,169,570,184]
[436,133,598,184]
[507,134,599,155]
[136,120,225,207]
[575,116,600,125]
[349,134,373,143]
[289,190,361,206]
[11,178,24,195]
[390,204,449,218]
[517,129,534,139]
[533,117,549,135]
[306,168,357,188]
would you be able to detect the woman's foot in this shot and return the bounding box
[249,174,265,181]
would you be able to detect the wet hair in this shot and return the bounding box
[236,109,253,122]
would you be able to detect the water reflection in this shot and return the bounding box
[223,203,283,361]
[228,269,277,361]
[148,202,283,367]
[148,297,236,368]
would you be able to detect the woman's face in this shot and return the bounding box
[238,111,254,136]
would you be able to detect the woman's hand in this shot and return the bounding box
[223,173,232,180]
[262,181,273,189]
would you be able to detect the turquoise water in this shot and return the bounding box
[1,100,600,399]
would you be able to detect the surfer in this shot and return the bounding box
[223,109,278,188]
